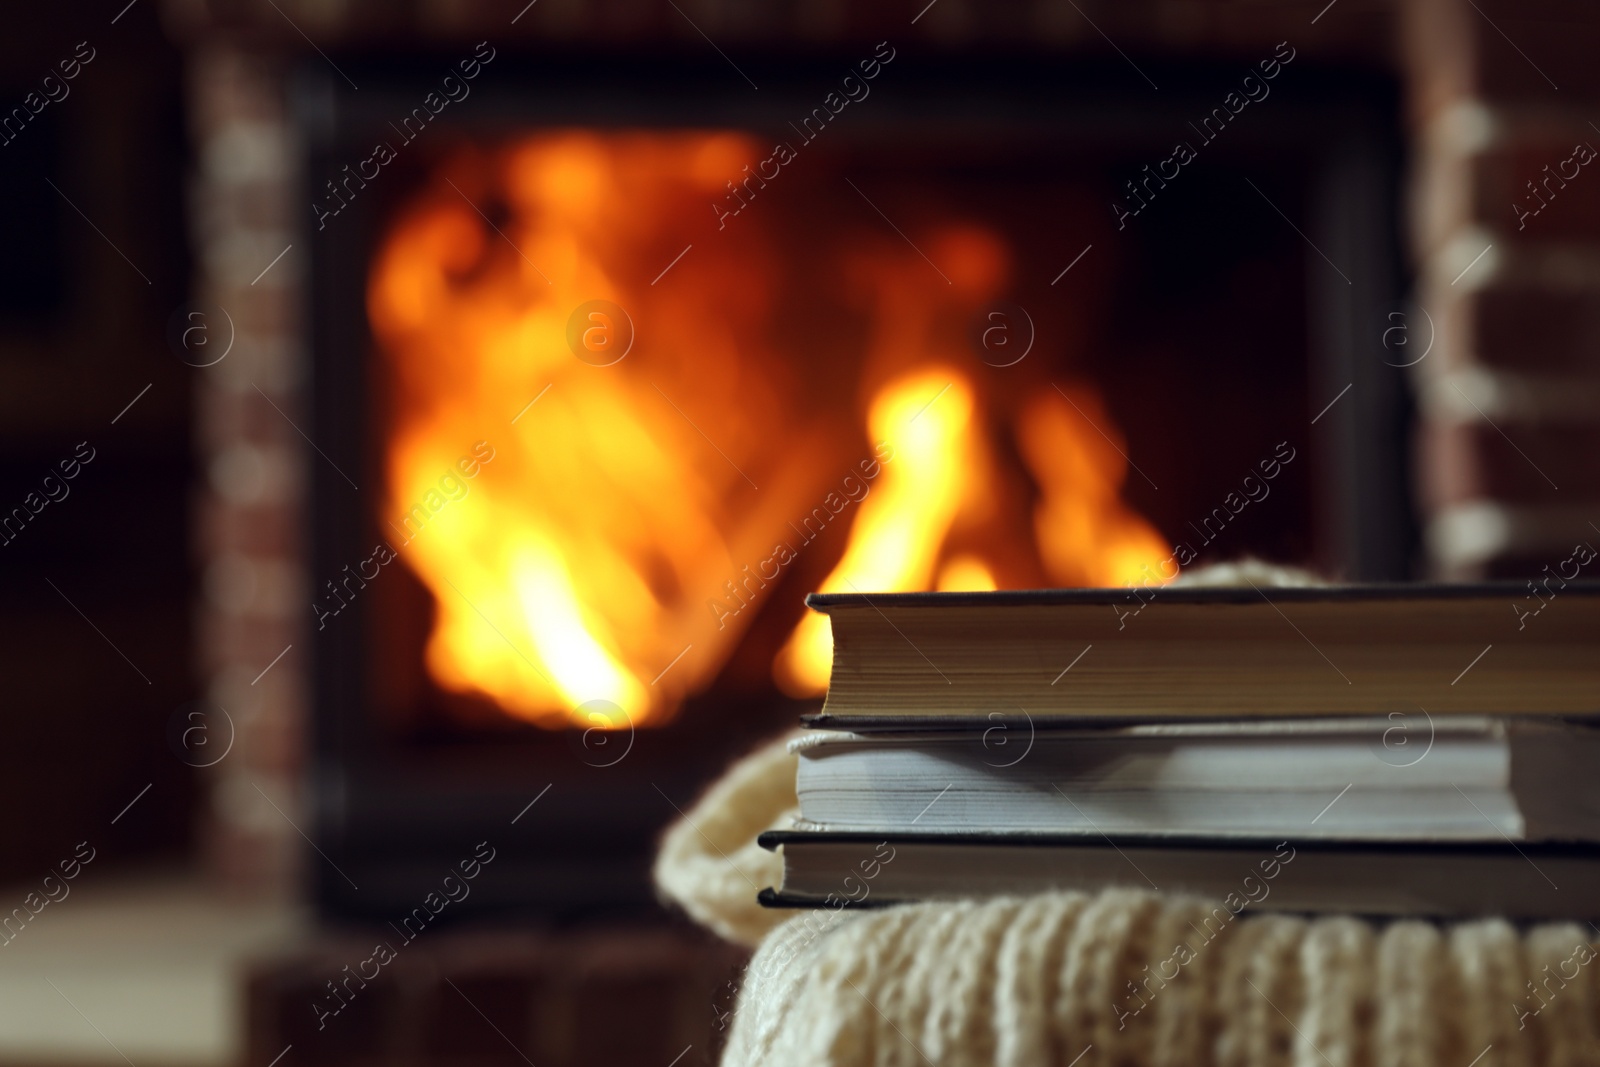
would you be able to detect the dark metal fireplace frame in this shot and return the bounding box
[302,46,1411,924]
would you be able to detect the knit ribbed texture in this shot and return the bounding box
[654,730,1600,1067]
[652,729,799,947]
[721,892,1600,1067]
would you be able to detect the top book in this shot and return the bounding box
[804,582,1600,726]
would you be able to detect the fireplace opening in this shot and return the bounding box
[304,50,1408,922]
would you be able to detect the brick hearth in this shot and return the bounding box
[245,926,745,1067]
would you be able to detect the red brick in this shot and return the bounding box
[1469,285,1600,375]
[246,950,404,1066]
[1474,140,1600,242]
[1417,418,1592,507]
[422,970,543,1064]
[196,498,303,558]
[205,821,301,900]
[196,384,308,451]
[1468,4,1600,102]
[247,930,746,1067]
[198,612,300,670]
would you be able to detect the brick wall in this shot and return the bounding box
[1403,0,1600,576]
[188,43,309,895]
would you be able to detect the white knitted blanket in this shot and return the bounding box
[655,732,1600,1067]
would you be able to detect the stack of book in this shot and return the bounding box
[759,585,1600,920]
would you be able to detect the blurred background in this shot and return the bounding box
[0,0,1594,1064]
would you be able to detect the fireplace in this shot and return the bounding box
[292,44,1410,921]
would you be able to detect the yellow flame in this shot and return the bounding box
[774,368,977,694]
[510,538,648,711]
[370,132,1172,727]
[775,378,1171,696]
[369,131,817,729]
[1019,388,1171,587]
[937,554,998,592]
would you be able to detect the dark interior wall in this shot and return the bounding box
[0,5,195,878]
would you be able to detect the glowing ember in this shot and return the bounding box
[368,130,1170,728]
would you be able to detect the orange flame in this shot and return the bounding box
[774,368,981,694]
[1020,387,1172,588]
[369,131,1171,726]
[368,131,820,728]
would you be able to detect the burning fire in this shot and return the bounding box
[368,131,1169,728]
[772,371,1170,695]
